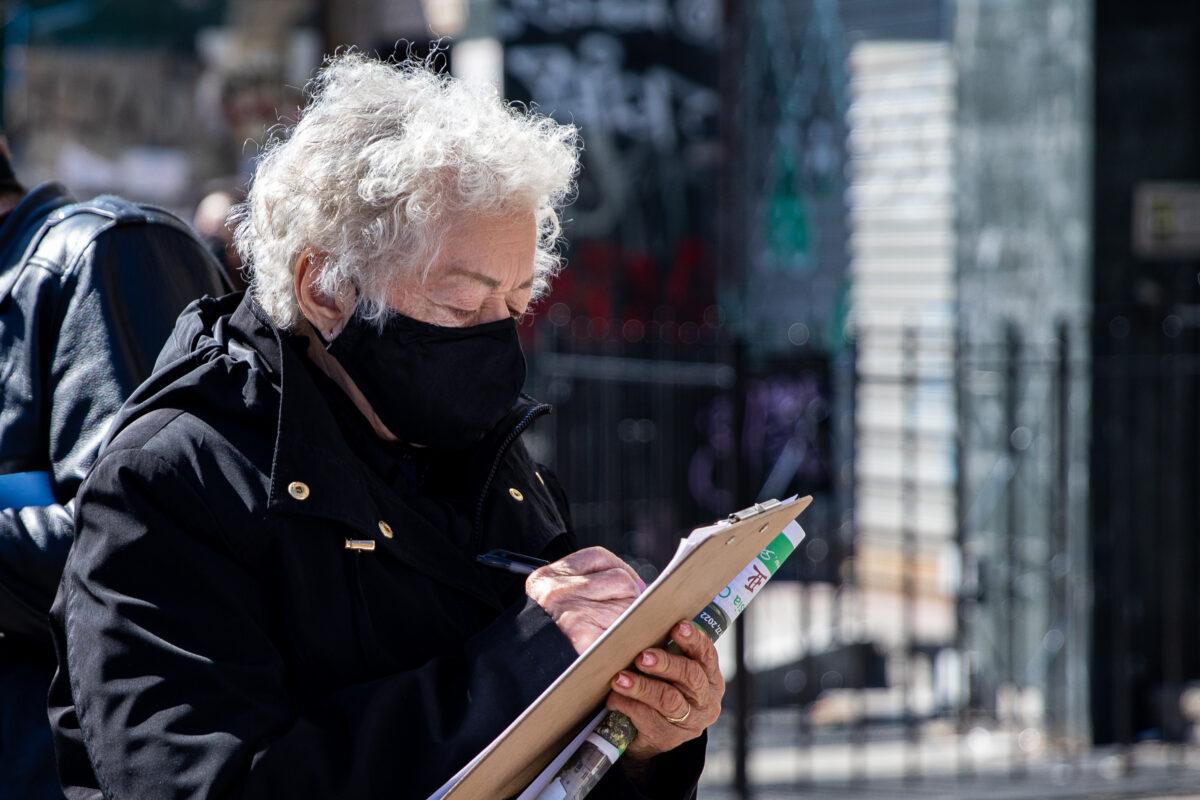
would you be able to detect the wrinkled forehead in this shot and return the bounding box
[420,209,539,292]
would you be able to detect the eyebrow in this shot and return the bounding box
[447,267,534,291]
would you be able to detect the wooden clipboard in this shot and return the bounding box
[441,495,812,799]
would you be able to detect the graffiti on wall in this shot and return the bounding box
[497,0,722,322]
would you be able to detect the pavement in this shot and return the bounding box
[696,713,1200,800]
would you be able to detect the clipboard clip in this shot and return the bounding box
[726,498,782,523]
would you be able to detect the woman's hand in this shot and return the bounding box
[526,547,645,655]
[606,620,725,761]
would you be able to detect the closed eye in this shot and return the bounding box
[440,304,526,323]
[442,305,476,320]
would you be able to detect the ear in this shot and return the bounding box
[293,248,350,337]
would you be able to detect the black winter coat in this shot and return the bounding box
[48,293,705,799]
[0,183,229,800]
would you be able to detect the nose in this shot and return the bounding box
[476,295,510,325]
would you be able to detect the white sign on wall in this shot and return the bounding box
[1133,182,1200,260]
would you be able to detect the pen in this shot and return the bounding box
[476,549,549,576]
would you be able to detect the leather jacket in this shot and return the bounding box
[0,182,229,800]
[0,182,229,648]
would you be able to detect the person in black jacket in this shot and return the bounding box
[0,148,229,798]
[48,54,723,799]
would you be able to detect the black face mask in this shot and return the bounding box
[324,310,527,450]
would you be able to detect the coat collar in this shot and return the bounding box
[0,182,75,305]
[226,295,550,606]
[229,296,380,531]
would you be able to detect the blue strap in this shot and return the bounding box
[0,471,56,510]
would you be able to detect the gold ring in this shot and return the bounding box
[663,707,691,726]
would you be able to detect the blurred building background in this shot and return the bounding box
[5,0,1200,797]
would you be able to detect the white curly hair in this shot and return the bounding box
[232,52,580,329]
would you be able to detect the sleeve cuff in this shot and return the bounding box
[465,595,579,705]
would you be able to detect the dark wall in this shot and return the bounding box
[495,0,721,324]
[1091,0,1200,746]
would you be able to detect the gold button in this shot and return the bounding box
[287,481,310,501]
[535,471,546,486]
[509,487,524,501]
[378,520,394,538]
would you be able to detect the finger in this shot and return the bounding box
[612,670,691,723]
[542,547,645,589]
[634,647,709,701]
[528,569,635,603]
[604,690,672,743]
[605,692,696,752]
[537,568,641,603]
[575,567,642,601]
[558,596,634,634]
[591,597,636,627]
[545,546,624,575]
[556,606,626,654]
[669,621,722,686]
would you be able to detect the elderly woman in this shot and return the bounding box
[46,55,722,799]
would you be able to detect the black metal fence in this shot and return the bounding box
[524,312,1200,797]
